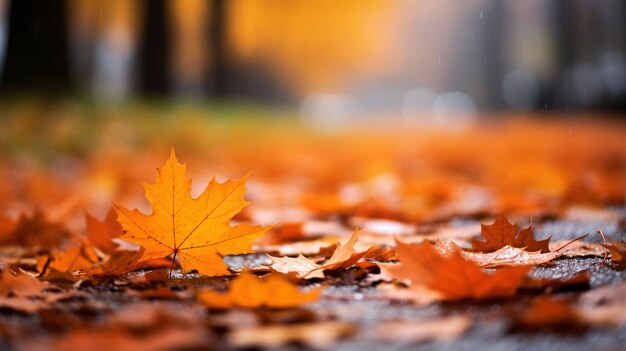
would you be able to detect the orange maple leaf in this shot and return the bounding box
[86,208,122,254]
[39,244,101,274]
[387,239,530,301]
[269,229,370,279]
[114,150,270,276]
[197,270,321,308]
[471,214,551,253]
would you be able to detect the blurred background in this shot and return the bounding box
[0,0,625,117]
[0,0,624,226]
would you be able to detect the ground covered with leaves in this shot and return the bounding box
[0,104,625,350]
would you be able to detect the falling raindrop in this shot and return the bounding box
[480,11,483,19]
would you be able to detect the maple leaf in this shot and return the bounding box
[197,270,321,309]
[471,214,551,253]
[114,150,270,276]
[269,229,370,279]
[387,239,530,301]
[39,244,101,276]
[88,249,172,276]
[86,208,122,254]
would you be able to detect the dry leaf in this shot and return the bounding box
[603,239,626,269]
[269,229,371,279]
[0,270,48,297]
[459,245,563,267]
[114,150,270,276]
[89,249,172,276]
[471,214,551,253]
[197,270,321,309]
[387,239,530,301]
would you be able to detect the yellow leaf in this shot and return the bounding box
[114,150,270,276]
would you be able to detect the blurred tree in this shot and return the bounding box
[0,0,71,95]
[138,0,171,96]
[207,0,228,98]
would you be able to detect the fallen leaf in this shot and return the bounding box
[0,270,49,297]
[197,270,321,309]
[10,209,72,249]
[86,208,122,254]
[0,214,17,245]
[471,214,551,253]
[269,229,371,279]
[460,245,563,267]
[603,239,626,269]
[43,244,100,274]
[511,296,584,331]
[373,315,471,343]
[114,150,270,276]
[387,239,530,301]
[228,321,355,349]
[552,240,607,258]
[89,249,172,276]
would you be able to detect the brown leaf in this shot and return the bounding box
[512,296,584,330]
[603,239,626,269]
[471,214,551,253]
[0,270,49,297]
[269,229,371,279]
[458,245,563,267]
[387,239,530,301]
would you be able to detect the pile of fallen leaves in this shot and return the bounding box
[0,147,625,350]
[1,107,626,350]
